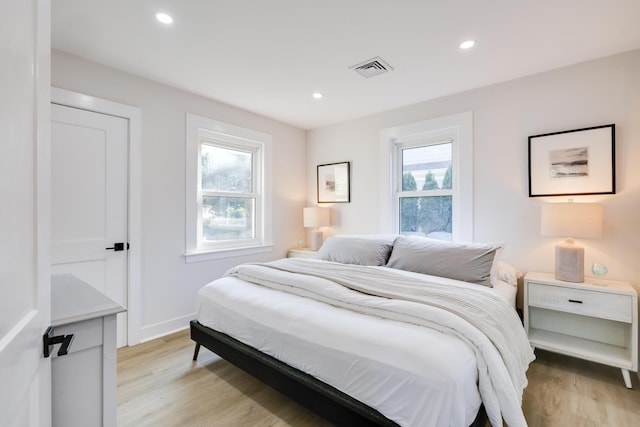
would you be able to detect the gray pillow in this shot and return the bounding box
[316,236,394,266]
[386,236,501,287]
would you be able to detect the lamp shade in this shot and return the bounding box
[303,207,330,228]
[541,202,602,239]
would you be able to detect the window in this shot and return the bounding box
[398,141,453,240]
[186,113,272,262]
[201,142,257,244]
[379,112,473,241]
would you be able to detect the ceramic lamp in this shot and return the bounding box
[303,207,330,251]
[541,202,602,282]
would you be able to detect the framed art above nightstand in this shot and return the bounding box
[524,272,638,388]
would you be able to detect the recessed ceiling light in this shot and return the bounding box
[156,12,173,24]
[460,40,475,50]
[312,92,323,99]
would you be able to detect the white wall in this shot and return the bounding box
[307,49,640,290]
[51,48,640,341]
[51,50,307,342]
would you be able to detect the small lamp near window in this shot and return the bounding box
[541,201,602,282]
[304,207,330,251]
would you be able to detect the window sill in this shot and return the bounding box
[184,244,274,263]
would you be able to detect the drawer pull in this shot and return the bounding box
[568,299,583,304]
[43,326,75,358]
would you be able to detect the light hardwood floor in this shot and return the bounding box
[118,329,640,426]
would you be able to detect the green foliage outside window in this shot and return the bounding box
[400,166,452,236]
[401,173,419,232]
[201,147,254,241]
[442,165,452,190]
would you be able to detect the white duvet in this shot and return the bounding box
[197,258,534,426]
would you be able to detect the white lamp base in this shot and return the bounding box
[555,240,584,282]
[310,230,324,251]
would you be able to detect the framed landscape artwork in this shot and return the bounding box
[528,124,615,197]
[317,161,350,203]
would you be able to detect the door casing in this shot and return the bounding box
[51,87,142,346]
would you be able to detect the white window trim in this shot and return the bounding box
[185,113,273,262]
[379,112,473,241]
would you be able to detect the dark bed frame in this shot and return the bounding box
[190,320,488,427]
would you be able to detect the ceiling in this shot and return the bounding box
[52,0,640,130]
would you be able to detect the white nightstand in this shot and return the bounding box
[287,248,318,259]
[51,274,125,427]
[524,272,638,388]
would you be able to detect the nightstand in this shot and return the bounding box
[51,274,125,427]
[287,248,318,259]
[524,272,638,388]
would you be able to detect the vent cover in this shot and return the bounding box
[349,57,393,78]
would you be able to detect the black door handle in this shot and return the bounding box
[106,242,125,251]
[43,326,75,358]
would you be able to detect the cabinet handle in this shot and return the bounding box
[568,299,583,304]
[43,326,75,358]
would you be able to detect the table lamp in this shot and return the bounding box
[541,201,602,282]
[303,207,330,251]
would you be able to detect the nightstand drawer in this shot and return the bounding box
[528,282,632,323]
[287,248,317,259]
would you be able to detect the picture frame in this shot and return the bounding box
[317,161,350,203]
[528,124,615,197]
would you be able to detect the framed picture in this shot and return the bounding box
[528,124,615,197]
[317,161,350,203]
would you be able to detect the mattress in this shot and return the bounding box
[197,268,519,427]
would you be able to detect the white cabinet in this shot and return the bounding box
[524,272,638,388]
[287,248,318,259]
[51,274,125,427]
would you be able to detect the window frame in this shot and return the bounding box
[395,138,454,237]
[185,113,273,262]
[198,135,261,250]
[379,112,473,241]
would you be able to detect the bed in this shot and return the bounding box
[191,235,534,427]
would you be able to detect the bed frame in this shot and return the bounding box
[190,320,488,427]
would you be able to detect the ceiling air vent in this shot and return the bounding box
[349,57,393,78]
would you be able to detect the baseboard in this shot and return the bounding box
[139,313,196,343]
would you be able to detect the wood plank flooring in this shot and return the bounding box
[117,329,640,426]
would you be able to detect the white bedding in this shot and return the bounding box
[197,259,531,427]
[492,277,517,308]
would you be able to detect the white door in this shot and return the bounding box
[0,0,51,426]
[51,104,129,347]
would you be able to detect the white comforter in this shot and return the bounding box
[224,258,534,427]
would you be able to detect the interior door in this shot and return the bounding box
[51,104,129,347]
[0,0,51,426]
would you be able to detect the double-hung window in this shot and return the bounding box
[200,139,260,246]
[397,139,454,240]
[186,113,272,261]
[380,112,473,241]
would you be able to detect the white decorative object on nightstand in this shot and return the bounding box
[287,248,318,259]
[524,271,638,388]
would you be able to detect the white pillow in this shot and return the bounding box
[496,261,521,286]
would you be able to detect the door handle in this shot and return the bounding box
[105,242,126,251]
[43,326,75,358]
